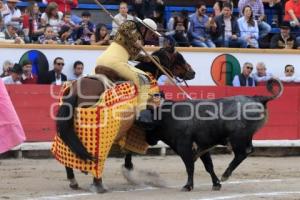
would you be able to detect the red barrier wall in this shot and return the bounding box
[5,84,300,142]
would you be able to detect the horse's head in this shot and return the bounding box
[155,47,195,81]
[172,52,195,81]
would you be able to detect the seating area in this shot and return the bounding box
[0,0,299,48]
[15,1,281,33]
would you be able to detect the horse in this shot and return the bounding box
[54,47,196,193]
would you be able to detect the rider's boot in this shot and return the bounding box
[136,91,165,145]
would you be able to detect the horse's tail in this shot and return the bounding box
[255,78,284,105]
[56,94,95,161]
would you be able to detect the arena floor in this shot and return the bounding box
[1,155,300,200]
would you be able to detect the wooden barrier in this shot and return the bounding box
[5,84,300,142]
[1,44,300,86]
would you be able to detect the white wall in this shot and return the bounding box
[1,45,300,85]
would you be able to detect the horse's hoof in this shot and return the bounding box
[122,164,133,171]
[212,184,222,191]
[89,184,107,193]
[69,178,79,190]
[221,175,229,182]
[181,185,193,192]
[69,183,79,190]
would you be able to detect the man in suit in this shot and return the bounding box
[39,57,67,85]
[212,2,247,48]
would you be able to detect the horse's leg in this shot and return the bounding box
[89,177,107,193]
[199,152,221,191]
[65,167,79,189]
[124,153,133,170]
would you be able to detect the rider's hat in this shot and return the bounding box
[135,17,161,37]
[142,18,158,31]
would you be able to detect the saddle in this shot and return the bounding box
[94,65,162,153]
[95,65,149,85]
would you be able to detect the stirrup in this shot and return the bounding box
[136,109,155,131]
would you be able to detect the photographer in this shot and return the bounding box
[166,12,190,47]
[75,11,94,45]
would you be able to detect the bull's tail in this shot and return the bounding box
[255,78,284,104]
[56,95,95,161]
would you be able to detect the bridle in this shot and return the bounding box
[151,49,191,87]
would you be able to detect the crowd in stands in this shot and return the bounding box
[0,0,300,48]
[0,57,87,85]
[232,61,300,87]
[1,56,299,86]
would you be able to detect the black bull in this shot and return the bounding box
[125,78,283,191]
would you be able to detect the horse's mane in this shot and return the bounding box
[135,47,175,78]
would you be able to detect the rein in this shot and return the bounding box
[152,55,176,80]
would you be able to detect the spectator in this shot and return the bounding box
[253,62,273,82]
[270,21,298,49]
[58,12,77,43]
[284,0,300,45]
[46,0,78,14]
[2,22,24,44]
[152,0,165,30]
[188,2,216,47]
[60,12,76,30]
[213,0,233,17]
[39,57,67,85]
[110,2,134,37]
[21,60,38,84]
[238,0,271,39]
[0,14,4,40]
[144,0,152,17]
[0,60,13,78]
[167,10,188,32]
[0,0,10,17]
[237,5,259,48]
[279,64,299,82]
[68,60,84,80]
[166,12,190,47]
[58,25,74,44]
[284,0,300,25]
[262,0,283,26]
[212,2,247,48]
[131,0,145,19]
[2,0,22,29]
[91,23,110,45]
[22,1,43,43]
[75,11,94,45]
[38,25,61,44]
[232,62,256,86]
[1,63,22,84]
[213,1,223,17]
[41,2,63,35]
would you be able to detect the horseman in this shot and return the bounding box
[95,18,160,123]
